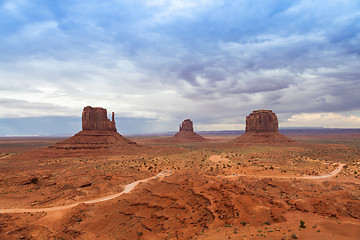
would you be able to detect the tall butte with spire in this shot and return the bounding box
[172,119,208,142]
[234,110,294,143]
[51,106,136,150]
[82,106,117,132]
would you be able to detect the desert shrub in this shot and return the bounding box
[300,220,306,228]
[291,233,298,239]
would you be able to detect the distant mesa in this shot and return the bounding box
[50,106,136,150]
[235,110,294,143]
[172,119,208,142]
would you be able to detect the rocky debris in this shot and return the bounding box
[51,130,136,150]
[82,106,116,131]
[50,106,137,150]
[235,110,294,143]
[173,119,207,142]
[22,177,38,185]
[79,183,92,188]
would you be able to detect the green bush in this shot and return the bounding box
[300,220,306,228]
[291,233,298,239]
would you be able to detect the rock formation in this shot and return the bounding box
[82,106,116,131]
[50,106,136,150]
[179,119,194,132]
[235,110,294,143]
[173,119,207,142]
[246,110,278,132]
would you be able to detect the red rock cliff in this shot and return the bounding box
[246,110,278,133]
[82,106,117,131]
[179,119,194,132]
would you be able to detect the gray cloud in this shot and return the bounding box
[0,0,360,134]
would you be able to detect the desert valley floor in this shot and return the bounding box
[0,131,360,240]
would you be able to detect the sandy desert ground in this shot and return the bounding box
[0,131,360,240]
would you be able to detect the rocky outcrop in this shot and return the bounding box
[179,119,194,132]
[50,106,136,150]
[173,119,207,142]
[246,110,278,132]
[235,110,294,143]
[82,106,116,131]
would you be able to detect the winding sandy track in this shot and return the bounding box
[209,155,346,180]
[0,171,173,214]
[301,163,345,179]
[221,163,346,180]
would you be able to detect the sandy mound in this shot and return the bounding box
[50,130,136,150]
[234,131,294,143]
[172,130,208,142]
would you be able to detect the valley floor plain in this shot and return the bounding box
[0,129,359,239]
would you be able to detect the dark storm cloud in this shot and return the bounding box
[0,0,360,133]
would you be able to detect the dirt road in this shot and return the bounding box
[221,162,346,180]
[301,163,346,180]
[0,171,173,214]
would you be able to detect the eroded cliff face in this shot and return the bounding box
[235,110,294,143]
[246,110,278,133]
[179,119,194,132]
[82,106,116,131]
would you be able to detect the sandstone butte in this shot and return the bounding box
[235,110,294,143]
[172,119,208,142]
[50,106,136,150]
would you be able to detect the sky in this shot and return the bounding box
[0,0,360,136]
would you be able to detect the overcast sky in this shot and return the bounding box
[1,0,360,136]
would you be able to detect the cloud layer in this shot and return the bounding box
[1,0,360,134]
